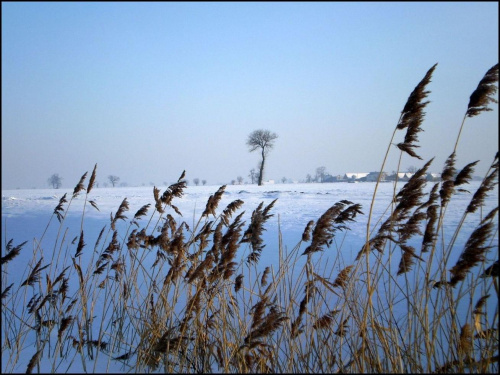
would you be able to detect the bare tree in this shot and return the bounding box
[48,173,62,189]
[193,178,200,186]
[407,165,418,173]
[202,179,207,186]
[316,166,327,183]
[249,168,258,184]
[237,176,244,185]
[108,175,120,187]
[306,174,313,183]
[281,177,287,184]
[246,129,278,186]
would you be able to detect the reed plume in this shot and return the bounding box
[133,203,151,221]
[221,199,244,226]
[235,274,244,292]
[261,267,270,287]
[397,244,424,275]
[111,198,129,231]
[21,258,50,287]
[1,284,14,300]
[440,152,457,207]
[26,349,43,374]
[54,193,67,222]
[74,230,85,258]
[242,199,277,265]
[396,63,437,160]
[466,158,498,214]
[0,240,27,265]
[301,220,314,242]
[161,172,187,207]
[72,171,87,198]
[454,160,479,188]
[466,63,499,117]
[480,260,499,278]
[313,309,340,330]
[86,164,97,194]
[473,294,490,315]
[333,265,354,288]
[202,185,226,217]
[304,200,362,256]
[449,216,495,287]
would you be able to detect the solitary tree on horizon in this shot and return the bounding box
[108,175,120,187]
[48,173,62,189]
[246,129,278,186]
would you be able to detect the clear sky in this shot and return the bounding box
[2,2,498,189]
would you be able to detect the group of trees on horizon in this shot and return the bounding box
[45,129,425,189]
[44,130,424,189]
[45,129,280,189]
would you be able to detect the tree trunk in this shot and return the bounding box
[258,150,266,186]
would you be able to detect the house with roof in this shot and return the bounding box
[386,172,414,181]
[343,172,369,181]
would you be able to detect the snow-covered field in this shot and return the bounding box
[2,181,498,373]
[2,181,497,258]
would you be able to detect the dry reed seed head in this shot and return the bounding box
[26,348,43,374]
[466,63,499,117]
[235,274,244,292]
[396,158,433,200]
[58,315,74,340]
[221,199,244,226]
[480,260,499,278]
[261,267,270,287]
[161,180,187,206]
[74,230,85,258]
[449,221,494,286]
[186,253,214,284]
[313,310,340,330]
[333,265,354,288]
[133,203,151,220]
[0,240,27,265]
[202,185,226,217]
[421,204,439,252]
[397,245,421,275]
[334,317,350,337]
[21,258,50,287]
[473,294,490,315]
[441,152,457,181]
[111,198,129,230]
[458,323,473,355]
[482,206,499,223]
[86,164,97,194]
[454,161,479,186]
[242,200,276,265]
[301,220,315,242]
[397,63,437,130]
[396,64,437,159]
[466,167,498,214]
[302,201,351,255]
[153,186,164,214]
[397,210,427,243]
[1,283,14,300]
[72,172,88,198]
[418,182,440,210]
[396,142,423,160]
[53,193,68,222]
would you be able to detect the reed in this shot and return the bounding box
[1,64,498,373]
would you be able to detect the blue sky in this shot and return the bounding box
[2,2,498,189]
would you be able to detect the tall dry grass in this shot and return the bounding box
[2,64,498,373]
